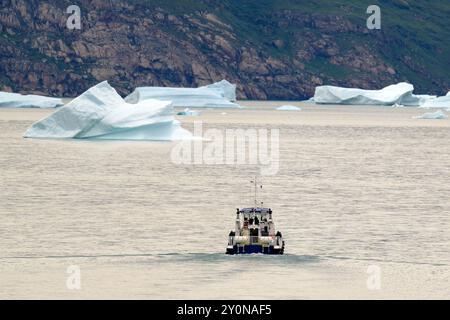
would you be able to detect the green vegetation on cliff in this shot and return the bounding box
[0,0,448,98]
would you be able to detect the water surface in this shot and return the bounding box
[1,103,449,299]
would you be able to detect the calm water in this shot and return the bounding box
[0,103,449,299]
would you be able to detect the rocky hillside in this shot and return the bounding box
[0,0,449,99]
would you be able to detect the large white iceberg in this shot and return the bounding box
[314,83,424,106]
[125,80,241,108]
[24,81,192,141]
[0,92,64,108]
[414,110,448,120]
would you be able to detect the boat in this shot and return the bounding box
[226,179,285,255]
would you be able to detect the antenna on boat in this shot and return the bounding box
[250,176,263,208]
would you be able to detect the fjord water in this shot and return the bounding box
[1,103,449,299]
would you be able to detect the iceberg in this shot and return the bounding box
[414,110,448,120]
[314,83,423,106]
[201,79,237,102]
[24,81,192,141]
[0,92,64,108]
[177,108,201,116]
[125,80,241,109]
[420,94,450,109]
[302,97,315,104]
[276,105,302,111]
[400,94,436,106]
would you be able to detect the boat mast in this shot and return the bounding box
[251,176,263,208]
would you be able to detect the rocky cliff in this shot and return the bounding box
[0,0,449,99]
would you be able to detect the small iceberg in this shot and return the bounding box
[177,108,201,116]
[314,83,423,106]
[414,110,448,120]
[0,92,63,108]
[201,79,237,102]
[24,81,192,141]
[276,105,302,111]
[125,80,241,109]
[302,97,315,104]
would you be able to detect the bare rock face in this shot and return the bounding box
[0,0,448,99]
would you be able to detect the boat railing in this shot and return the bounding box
[228,235,282,246]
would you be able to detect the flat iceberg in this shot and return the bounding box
[24,81,192,141]
[314,83,423,106]
[414,110,448,120]
[125,80,241,109]
[177,108,201,116]
[276,105,302,111]
[0,92,63,108]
